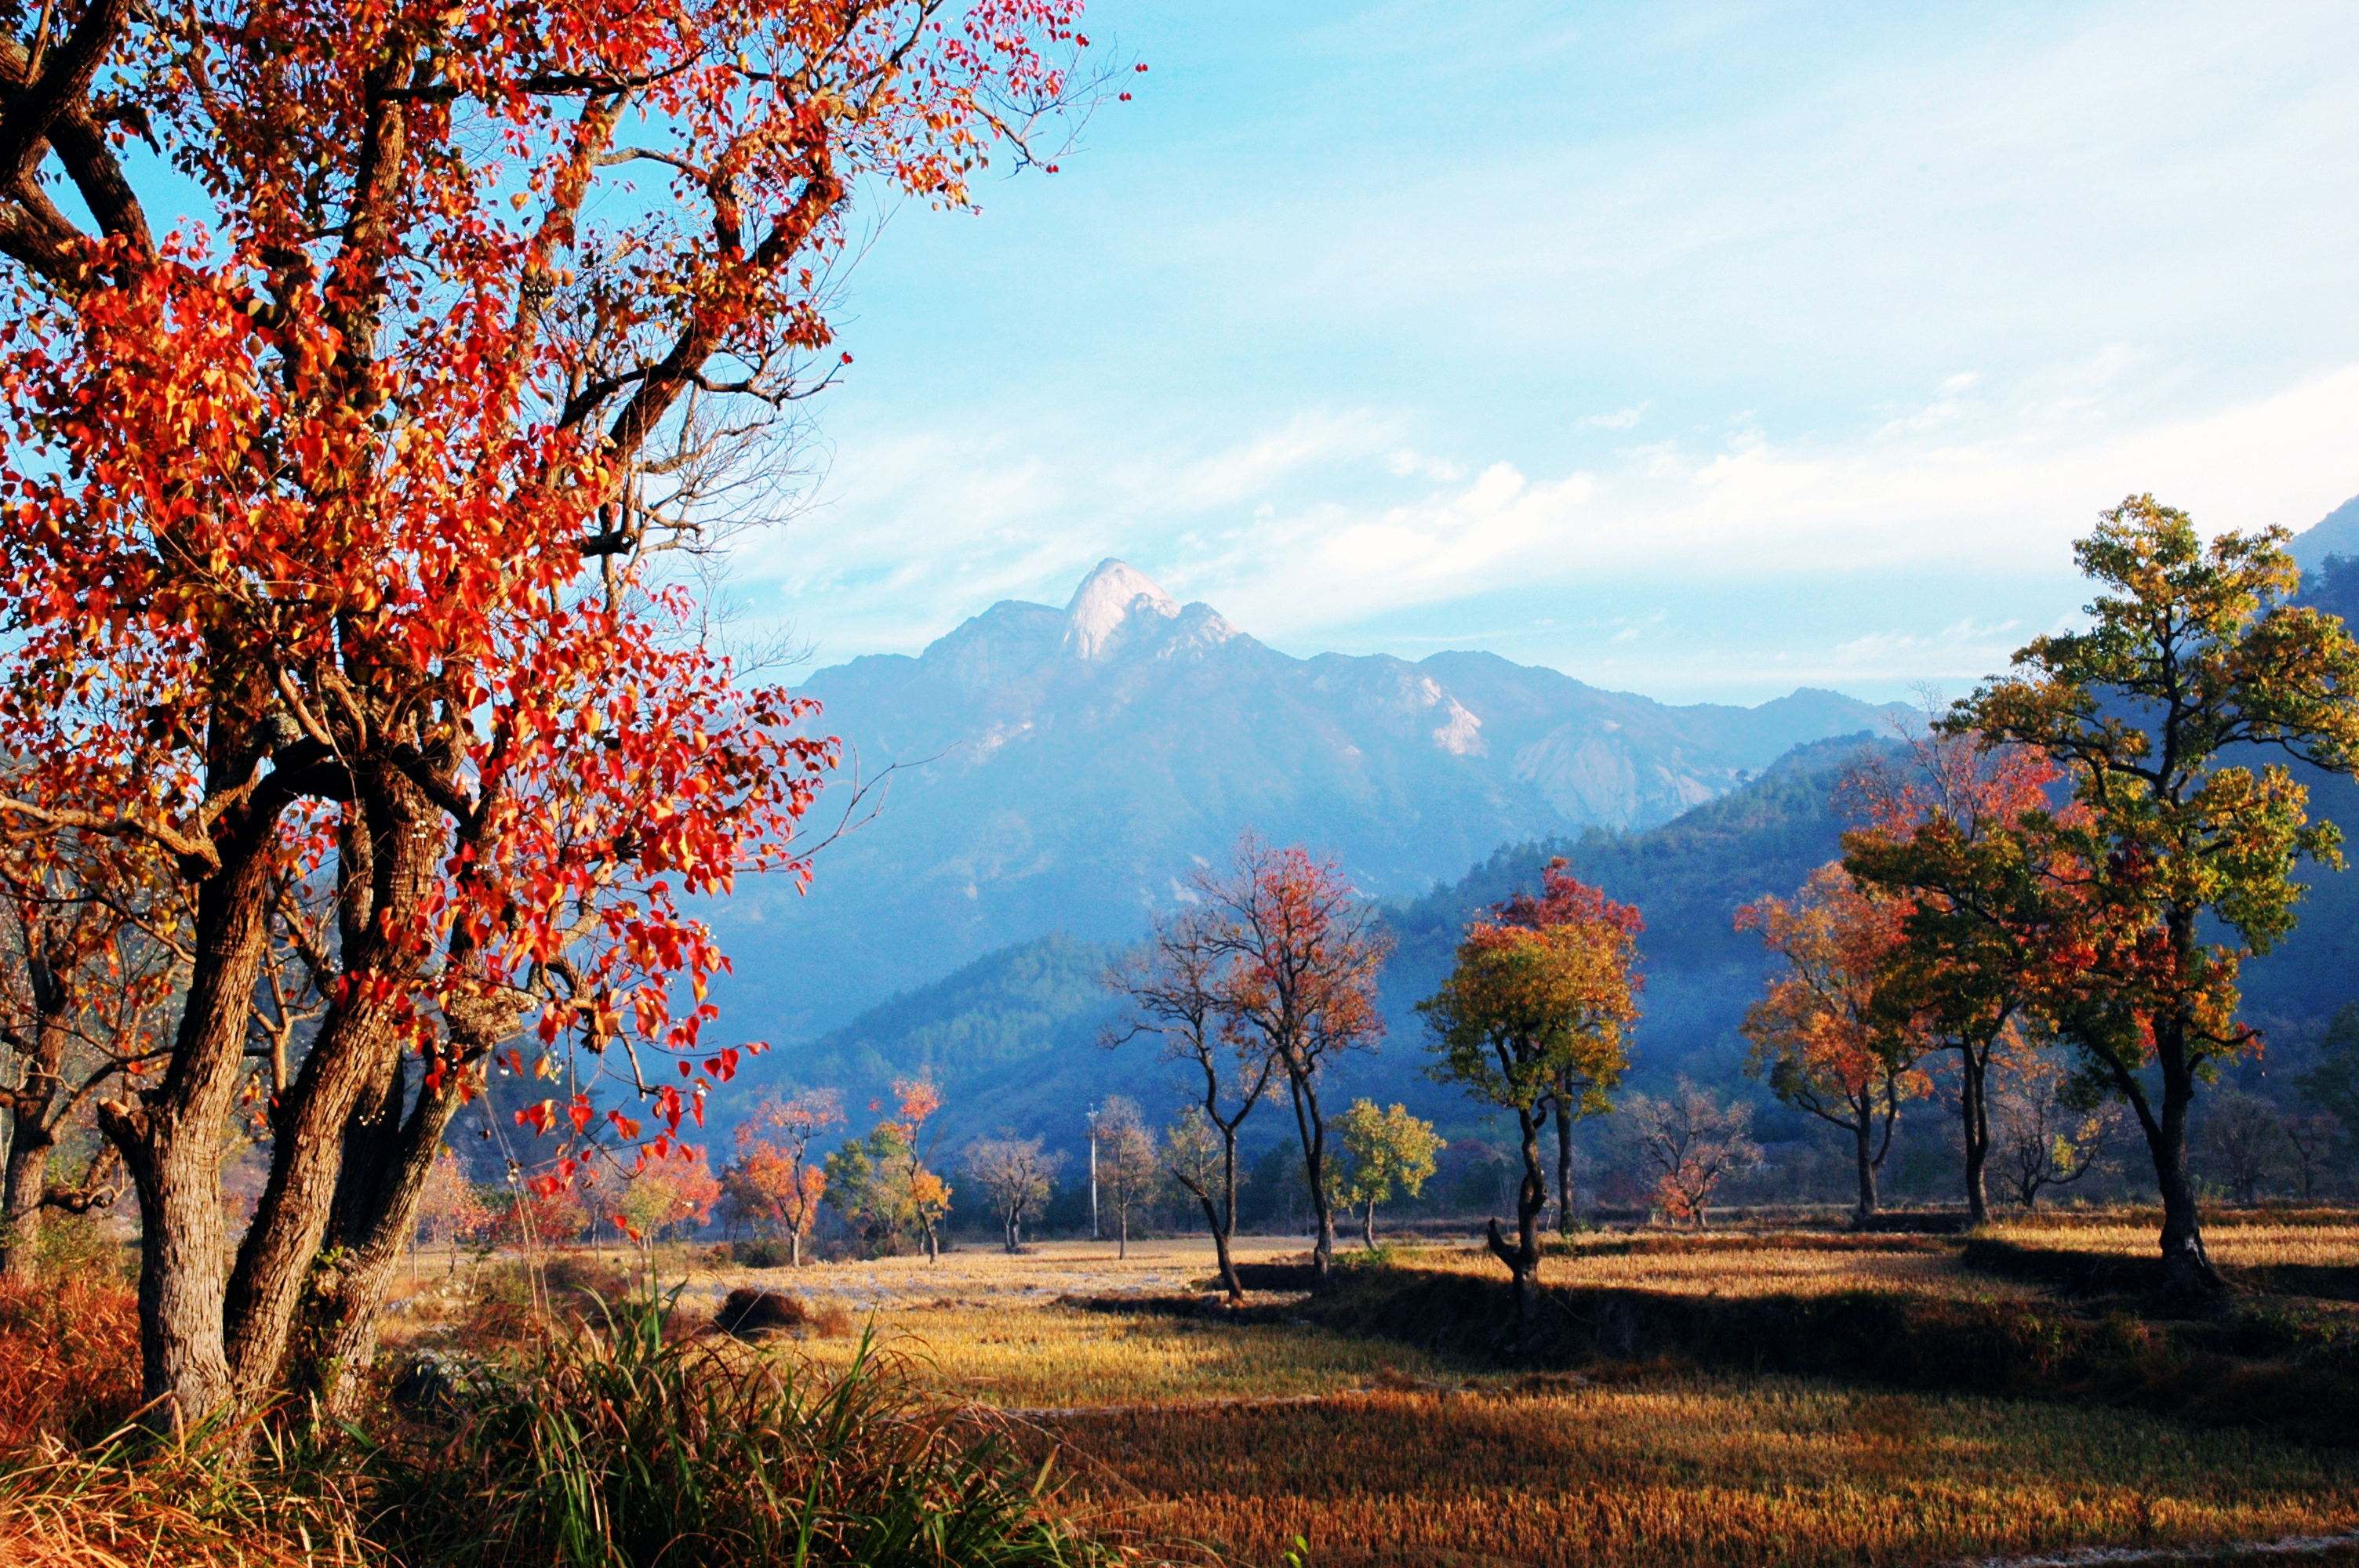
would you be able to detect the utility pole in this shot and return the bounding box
[1086,1102,1102,1240]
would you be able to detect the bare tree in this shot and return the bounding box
[1623,1080,1761,1229]
[1093,1097,1158,1260]
[1103,908,1276,1301]
[0,835,183,1281]
[2281,1109,2339,1203]
[965,1137,1063,1254]
[1989,1047,2118,1209]
[2197,1089,2284,1207]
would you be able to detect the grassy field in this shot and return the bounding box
[463,1216,2359,1568]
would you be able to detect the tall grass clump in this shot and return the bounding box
[380,1286,1112,1567]
[0,1414,366,1567]
[0,1275,140,1451]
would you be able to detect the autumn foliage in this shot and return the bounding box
[0,0,1096,1420]
[1422,861,1639,1323]
[722,1088,841,1265]
[1738,864,1928,1223]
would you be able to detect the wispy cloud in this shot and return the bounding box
[1580,401,1650,432]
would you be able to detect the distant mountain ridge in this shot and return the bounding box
[714,560,1906,1040]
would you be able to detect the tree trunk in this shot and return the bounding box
[105,815,281,1428]
[1485,1105,1548,1352]
[1215,1123,1244,1301]
[2150,1020,2221,1294]
[1117,1206,1127,1260]
[0,1136,47,1283]
[1852,1112,1878,1228]
[274,1040,471,1415]
[1286,1073,1335,1286]
[790,1230,801,1268]
[224,771,443,1403]
[0,1007,71,1285]
[1959,1040,1990,1226]
[225,1000,407,1397]
[1553,1094,1576,1238]
[1361,1196,1376,1250]
[0,1118,53,1286]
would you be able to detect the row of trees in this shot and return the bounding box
[1736,498,2359,1291]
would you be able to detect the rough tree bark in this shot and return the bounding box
[100,795,282,1428]
[1485,1102,1549,1348]
[1957,1036,1994,1227]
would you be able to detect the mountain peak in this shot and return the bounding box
[1062,558,1181,659]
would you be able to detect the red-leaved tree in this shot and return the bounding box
[0,0,1098,1421]
[1737,863,1929,1225]
[722,1087,841,1265]
[1841,728,2071,1223]
[1196,837,1390,1286]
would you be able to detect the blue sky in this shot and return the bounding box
[728,0,2359,703]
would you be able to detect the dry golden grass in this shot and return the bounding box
[1397,1233,2037,1302]
[1036,1378,2359,1568]
[1976,1219,2359,1270]
[711,1218,2359,1567]
[778,1298,1452,1409]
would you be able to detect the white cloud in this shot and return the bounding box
[1386,447,1467,482]
[740,358,2359,677]
[1579,401,1650,432]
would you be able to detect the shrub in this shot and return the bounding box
[715,1287,807,1337]
[720,1239,794,1269]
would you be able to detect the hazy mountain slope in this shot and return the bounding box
[2292,493,2359,573]
[714,560,1903,1039]
[741,736,1889,1152]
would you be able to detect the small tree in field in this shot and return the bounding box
[614,1147,723,1248]
[1492,860,1645,1236]
[2297,1004,2359,1155]
[1422,870,1637,1330]
[492,1179,590,1251]
[0,0,1096,1423]
[2196,1090,2284,1207]
[965,1137,1062,1253]
[1623,1080,1759,1229]
[829,1077,951,1260]
[1104,909,1276,1301]
[2280,1110,2338,1203]
[1161,1110,1236,1253]
[413,1147,494,1277]
[1738,863,1929,1225]
[723,1090,843,1266]
[1945,497,2359,1290]
[1335,1099,1443,1249]
[1842,731,2069,1225]
[1092,1097,1159,1259]
[886,1076,953,1262]
[1989,1047,2118,1210]
[1197,839,1390,1287]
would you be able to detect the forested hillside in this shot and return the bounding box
[738,735,1891,1150]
